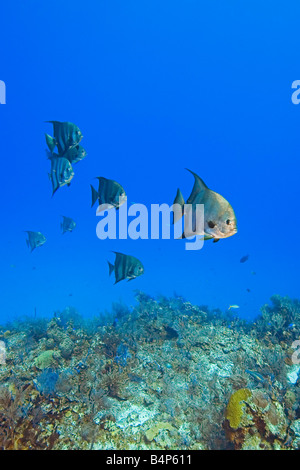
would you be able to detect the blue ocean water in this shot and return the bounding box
[0,0,299,325]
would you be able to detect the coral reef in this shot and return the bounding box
[0,293,299,450]
[225,389,252,429]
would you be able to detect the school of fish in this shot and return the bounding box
[26,121,239,284]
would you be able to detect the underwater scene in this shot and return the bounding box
[1,1,300,452]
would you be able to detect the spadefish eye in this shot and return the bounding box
[208,221,215,228]
[226,219,231,225]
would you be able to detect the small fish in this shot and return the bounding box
[64,145,87,164]
[48,146,87,165]
[48,155,74,195]
[228,304,240,310]
[45,121,83,155]
[108,252,144,284]
[175,169,237,241]
[240,254,249,263]
[25,231,46,252]
[91,177,126,211]
[246,288,251,293]
[245,369,265,383]
[61,216,76,234]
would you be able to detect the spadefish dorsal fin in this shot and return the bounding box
[108,261,115,276]
[90,184,99,207]
[172,188,185,224]
[185,168,209,204]
[173,188,185,206]
[45,133,57,153]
